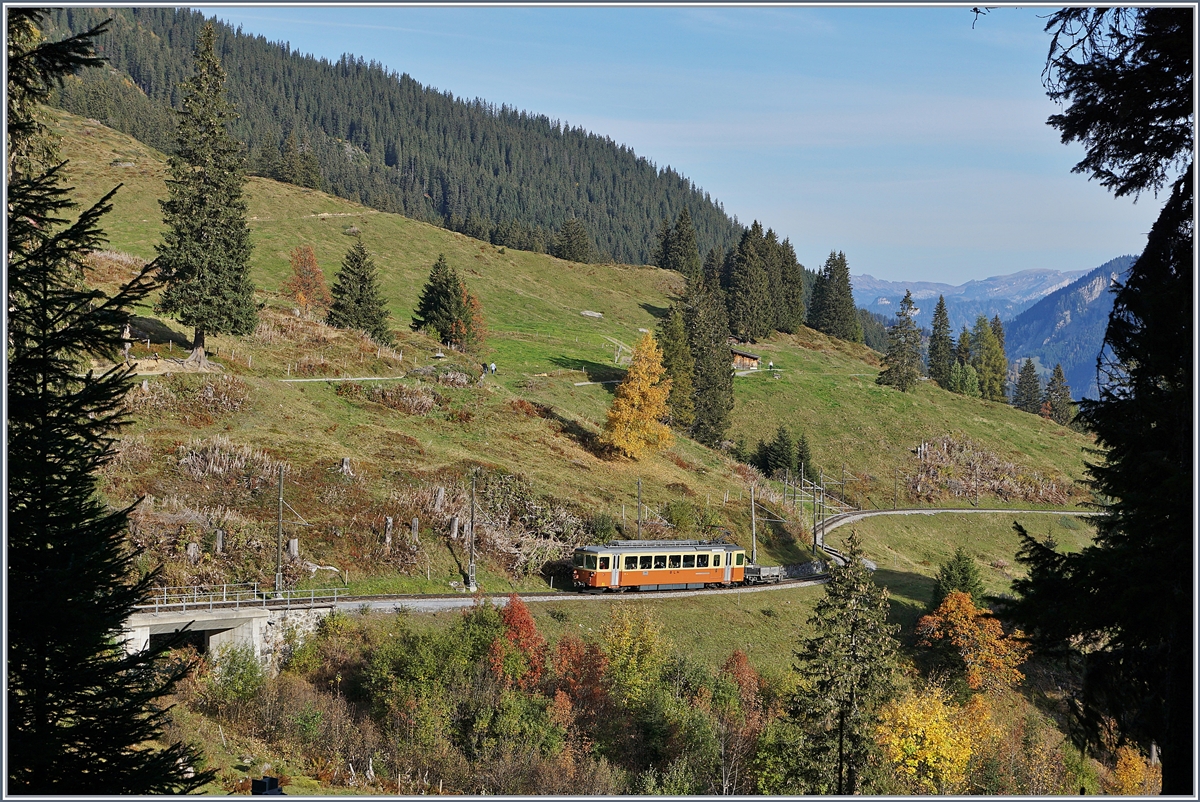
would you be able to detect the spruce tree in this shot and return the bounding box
[789,531,897,794]
[684,276,734,447]
[876,290,922,392]
[776,237,807,334]
[926,295,954,387]
[329,238,394,345]
[808,251,862,342]
[657,305,696,430]
[990,314,1006,354]
[970,314,1008,402]
[155,22,257,364]
[954,326,972,366]
[725,222,772,342]
[796,432,819,485]
[667,207,703,280]
[1003,9,1192,789]
[930,546,986,608]
[702,245,724,287]
[1043,363,1075,425]
[553,216,592,263]
[1012,358,1043,414]
[7,9,209,793]
[764,425,797,477]
[409,253,462,345]
[651,216,674,270]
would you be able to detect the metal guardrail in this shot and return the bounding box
[134,583,346,613]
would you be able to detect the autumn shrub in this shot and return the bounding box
[367,383,436,415]
[175,435,288,486]
[876,683,974,793]
[916,591,1029,692]
[1102,745,1162,795]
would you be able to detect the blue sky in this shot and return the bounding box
[196,5,1159,284]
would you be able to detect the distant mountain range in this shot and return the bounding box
[1003,255,1137,401]
[851,268,1092,333]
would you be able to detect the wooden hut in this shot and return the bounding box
[731,347,761,371]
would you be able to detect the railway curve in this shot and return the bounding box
[335,507,1099,614]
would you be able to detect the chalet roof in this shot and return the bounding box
[730,347,761,359]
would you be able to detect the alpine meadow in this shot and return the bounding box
[7,6,1191,797]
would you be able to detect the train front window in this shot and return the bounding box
[682,555,695,568]
[585,554,598,570]
[625,556,638,570]
[653,555,666,569]
[736,553,744,566]
[668,555,681,568]
[713,554,722,567]
[572,553,584,567]
[599,556,610,570]
[697,554,709,568]
[639,555,652,570]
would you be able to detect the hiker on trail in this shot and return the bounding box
[490,362,497,374]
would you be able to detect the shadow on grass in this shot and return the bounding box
[545,408,614,459]
[548,355,625,389]
[871,567,936,633]
[639,302,670,320]
[130,316,191,348]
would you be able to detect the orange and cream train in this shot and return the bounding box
[571,539,780,591]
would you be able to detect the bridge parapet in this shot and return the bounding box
[125,585,342,672]
[135,583,346,614]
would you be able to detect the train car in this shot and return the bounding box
[571,539,749,591]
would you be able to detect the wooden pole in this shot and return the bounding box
[276,465,284,592]
[469,472,477,591]
[751,485,757,565]
[637,478,642,539]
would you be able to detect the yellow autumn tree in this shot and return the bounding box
[876,684,974,793]
[601,604,666,707]
[916,591,1029,692]
[600,331,672,458]
[1105,745,1162,795]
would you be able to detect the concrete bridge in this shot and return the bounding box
[123,584,344,670]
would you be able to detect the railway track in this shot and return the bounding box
[342,506,1099,613]
[147,507,1097,615]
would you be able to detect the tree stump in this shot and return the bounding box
[411,517,420,545]
[434,486,446,511]
[383,516,393,555]
[186,542,200,564]
[214,529,225,555]
[288,538,299,560]
[449,516,459,541]
[340,457,353,477]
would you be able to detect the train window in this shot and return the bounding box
[599,556,610,570]
[682,555,695,568]
[713,554,722,567]
[736,553,744,566]
[585,554,597,570]
[624,556,638,570]
[653,555,666,569]
[639,555,652,570]
[573,553,584,567]
[668,555,681,568]
[697,554,709,568]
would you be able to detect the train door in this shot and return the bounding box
[610,553,620,588]
[723,552,732,583]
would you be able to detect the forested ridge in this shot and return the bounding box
[44,7,744,264]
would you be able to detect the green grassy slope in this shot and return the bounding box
[52,108,1093,597]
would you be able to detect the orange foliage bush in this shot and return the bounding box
[917,591,1029,692]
